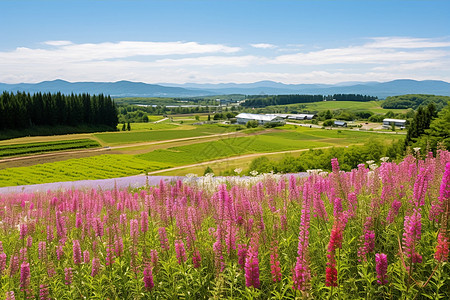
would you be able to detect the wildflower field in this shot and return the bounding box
[0,151,449,299]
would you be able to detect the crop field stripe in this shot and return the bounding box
[0,139,101,157]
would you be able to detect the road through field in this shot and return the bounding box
[146,145,342,175]
[0,131,243,164]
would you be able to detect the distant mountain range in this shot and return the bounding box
[1,79,449,98]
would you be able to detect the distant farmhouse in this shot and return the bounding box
[334,120,348,127]
[235,113,285,125]
[382,118,406,129]
[263,113,316,120]
[286,114,316,120]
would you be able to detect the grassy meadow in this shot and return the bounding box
[263,100,409,115]
[0,120,404,186]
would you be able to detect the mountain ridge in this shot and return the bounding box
[1,79,449,98]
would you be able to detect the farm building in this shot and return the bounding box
[382,118,406,129]
[235,113,285,125]
[286,114,316,120]
[334,120,348,127]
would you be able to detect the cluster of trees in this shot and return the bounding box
[0,92,118,130]
[331,94,377,101]
[244,139,404,174]
[382,94,450,110]
[241,94,377,108]
[406,102,449,150]
[117,103,239,119]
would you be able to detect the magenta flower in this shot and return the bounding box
[72,240,82,265]
[106,245,115,266]
[0,252,6,275]
[39,284,50,300]
[358,217,375,262]
[130,219,139,243]
[244,246,260,289]
[140,211,149,233]
[9,255,19,276]
[237,244,248,269]
[19,224,27,240]
[83,250,90,264]
[270,243,281,282]
[46,226,54,243]
[5,291,15,300]
[150,249,158,269]
[91,257,100,277]
[325,266,338,287]
[20,262,30,288]
[435,232,449,262]
[75,213,82,228]
[331,157,340,173]
[402,209,422,264]
[158,227,169,251]
[143,264,154,291]
[64,267,73,285]
[375,253,388,285]
[114,236,124,257]
[38,241,47,261]
[175,239,187,264]
[192,249,201,268]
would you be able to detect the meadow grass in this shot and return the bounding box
[137,128,401,166]
[266,100,408,114]
[0,154,170,187]
[95,125,233,145]
[0,126,403,186]
[116,122,178,131]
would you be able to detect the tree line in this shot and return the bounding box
[381,94,450,110]
[0,92,118,130]
[241,94,377,107]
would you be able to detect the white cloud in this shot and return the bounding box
[366,37,450,49]
[0,37,449,84]
[0,41,241,64]
[250,43,277,49]
[273,46,447,65]
[43,40,73,46]
[153,55,263,67]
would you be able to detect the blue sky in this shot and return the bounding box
[1,0,449,84]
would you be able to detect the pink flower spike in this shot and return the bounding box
[375,253,388,285]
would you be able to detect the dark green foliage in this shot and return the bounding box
[415,103,450,150]
[382,94,449,109]
[368,114,385,122]
[404,103,438,148]
[127,122,131,131]
[203,166,214,175]
[241,94,377,108]
[323,119,334,127]
[0,91,118,132]
[263,122,284,128]
[246,120,259,128]
[245,139,403,174]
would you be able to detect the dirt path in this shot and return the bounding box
[154,117,168,123]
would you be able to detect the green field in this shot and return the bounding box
[0,139,100,157]
[264,100,408,114]
[0,154,170,186]
[137,127,401,166]
[0,123,404,186]
[95,124,234,145]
